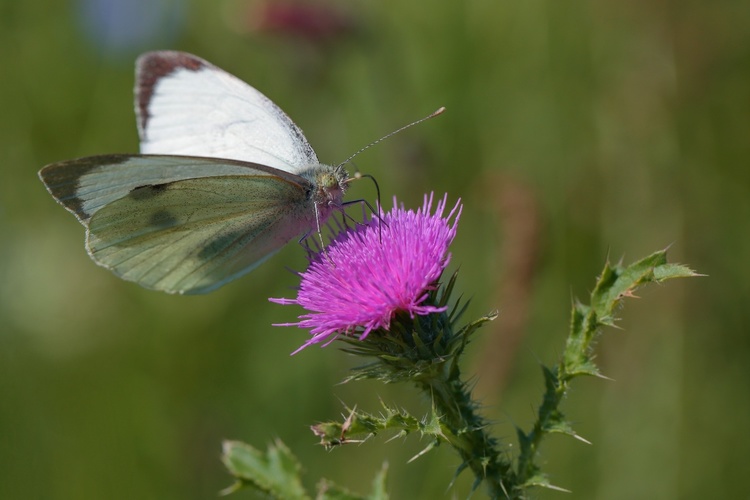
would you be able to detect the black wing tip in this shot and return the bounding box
[40,154,132,174]
[136,51,208,75]
[135,51,210,136]
[39,155,135,222]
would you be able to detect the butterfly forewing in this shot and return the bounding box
[39,155,303,223]
[86,175,315,294]
[136,51,319,173]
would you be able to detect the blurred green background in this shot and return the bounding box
[1,0,748,498]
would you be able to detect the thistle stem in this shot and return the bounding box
[412,312,519,499]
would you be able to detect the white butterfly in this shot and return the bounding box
[39,51,348,295]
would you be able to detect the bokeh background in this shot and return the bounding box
[1,0,748,498]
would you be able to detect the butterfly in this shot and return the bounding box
[39,51,350,295]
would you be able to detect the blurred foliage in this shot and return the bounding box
[0,0,748,498]
[221,439,389,499]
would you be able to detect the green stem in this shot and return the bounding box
[413,312,519,499]
[515,364,569,487]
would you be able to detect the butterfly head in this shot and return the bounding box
[305,164,348,211]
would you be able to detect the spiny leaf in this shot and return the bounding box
[222,440,389,500]
[311,405,426,449]
[515,249,698,492]
[367,462,390,500]
[317,465,390,500]
[221,439,309,499]
[316,480,365,500]
[423,405,443,435]
[653,262,698,281]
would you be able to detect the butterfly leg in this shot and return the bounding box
[341,197,387,243]
[313,202,336,267]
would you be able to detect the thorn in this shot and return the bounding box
[604,321,624,331]
[572,433,592,445]
[544,483,572,493]
[221,440,233,455]
[616,253,625,267]
[407,441,437,463]
[344,438,368,445]
[219,481,242,496]
[385,430,408,444]
[341,404,357,434]
[594,371,615,381]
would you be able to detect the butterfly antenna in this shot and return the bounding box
[358,173,385,240]
[335,106,446,170]
[361,173,385,243]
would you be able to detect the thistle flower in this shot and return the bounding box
[270,193,462,352]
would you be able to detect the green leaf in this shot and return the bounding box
[515,249,698,492]
[316,481,364,500]
[221,439,310,499]
[367,462,390,500]
[316,462,389,500]
[653,262,698,281]
[222,439,389,499]
[311,404,427,450]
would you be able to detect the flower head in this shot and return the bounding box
[271,193,462,352]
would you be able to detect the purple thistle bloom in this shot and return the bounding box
[270,193,462,352]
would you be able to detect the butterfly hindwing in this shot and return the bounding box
[86,175,315,294]
[136,51,319,174]
[39,155,317,294]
